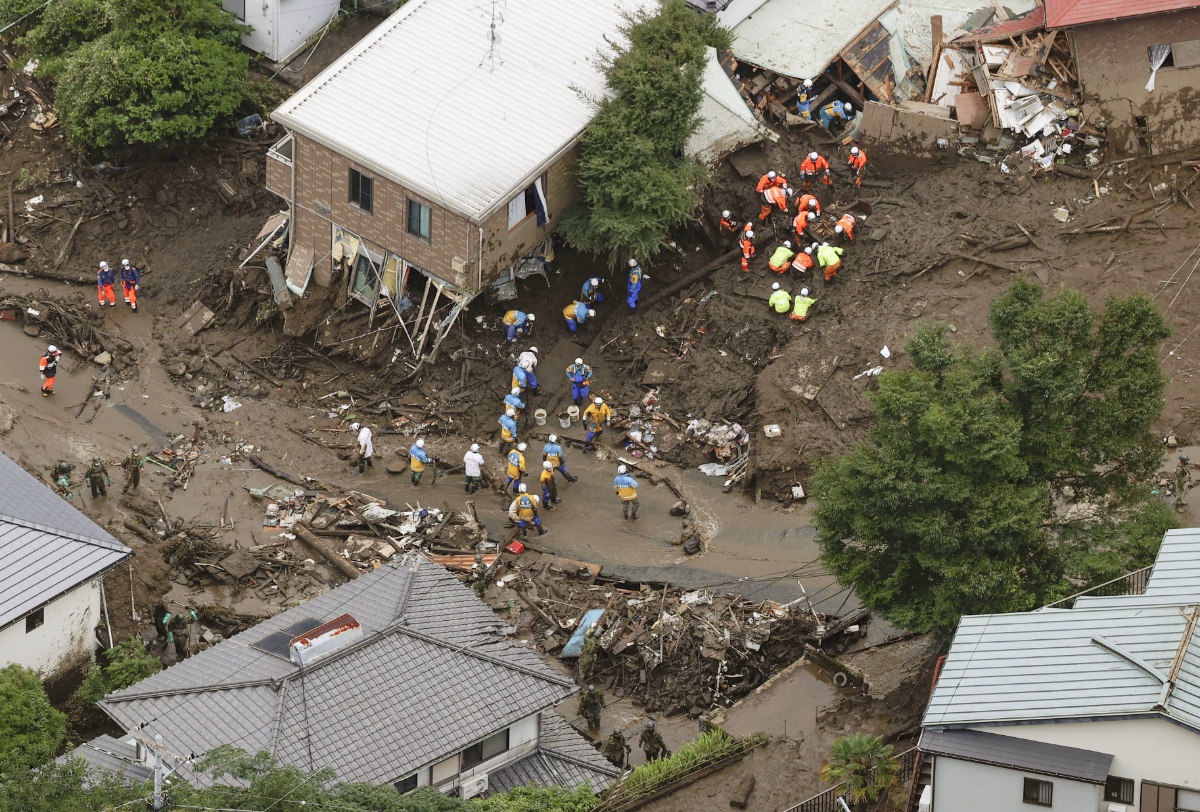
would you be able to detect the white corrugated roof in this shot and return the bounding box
[925,529,1200,732]
[718,0,897,79]
[688,48,777,165]
[272,0,650,223]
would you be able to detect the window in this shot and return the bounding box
[349,168,373,214]
[1022,778,1053,807]
[1104,776,1134,804]
[25,607,44,632]
[393,774,418,794]
[461,729,509,770]
[407,199,431,241]
[507,175,548,230]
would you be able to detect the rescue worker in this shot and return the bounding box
[755,169,785,193]
[119,259,140,312]
[508,483,546,537]
[353,422,374,474]
[740,228,756,273]
[791,288,817,322]
[799,151,831,190]
[583,397,612,449]
[819,100,854,131]
[790,245,815,278]
[51,460,74,500]
[503,387,526,421]
[834,213,857,241]
[577,630,600,680]
[511,360,530,393]
[540,461,559,510]
[626,258,644,310]
[603,730,631,769]
[768,282,792,314]
[1176,455,1191,514]
[614,464,639,521]
[758,183,788,222]
[817,242,845,282]
[84,455,110,498]
[798,211,818,238]
[409,437,432,487]
[639,719,669,760]
[795,78,815,119]
[581,277,605,305]
[719,210,736,237]
[39,345,61,396]
[499,408,519,454]
[120,447,143,493]
[768,241,796,273]
[847,146,868,188]
[96,260,116,308]
[543,434,579,482]
[518,347,540,392]
[566,357,593,406]
[579,685,604,732]
[563,300,595,334]
[502,310,534,342]
[463,443,486,493]
[503,442,528,494]
[796,193,821,218]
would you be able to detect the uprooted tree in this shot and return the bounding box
[3,0,264,155]
[813,280,1175,635]
[559,0,730,266]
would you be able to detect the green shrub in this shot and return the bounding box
[0,663,67,769]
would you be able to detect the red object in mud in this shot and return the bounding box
[506,541,526,554]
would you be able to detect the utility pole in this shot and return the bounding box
[152,734,164,811]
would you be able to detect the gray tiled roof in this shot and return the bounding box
[919,728,1112,783]
[489,712,619,794]
[0,453,132,628]
[102,555,577,786]
[62,734,154,783]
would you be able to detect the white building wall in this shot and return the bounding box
[932,756,1100,812]
[275,0,341,63]
[0,578,99,680]
[976,719,1200,808]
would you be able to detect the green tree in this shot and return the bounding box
[0,757,148,811]
[820,734,899,806]
[814,283,1171,635]
[560,0,729,265]
[0,663,67,768]
[69,636,162,730]
[472,784,596,812]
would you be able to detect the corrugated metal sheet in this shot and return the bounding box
[0,453,132,629]
[919,728,1112,782]
[272,0,651,223]
[718,0,897,80]
[688,48,777,165]
[1045,0,1200,28]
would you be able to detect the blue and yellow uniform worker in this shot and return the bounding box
[563,300,595,334]
[502,310,534,342]
[626,259,644,309]
[508,484,546,536]
[542,434,578,483]
[498,407,519,453]
[819,100,854,130]
[614,464,640,521]
[582,277,605,305]
[566,357,593,406]
[503,387,526,419]
[540,461,559,509]
[408,438,433,488]
[503,442,528,494]
[583,397,613,448]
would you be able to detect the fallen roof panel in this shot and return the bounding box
[688,48,777,166]
[1045,0,1200,28]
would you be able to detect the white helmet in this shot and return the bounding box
[528,346,538,354]
[527,314,536,322]
[595,397,604,405]
[809,152,818,161]
[574,357,583,365]
[845,103,853,113]
[850,146,860,156]
[807,198,817,209]
[617,465,628,474]
[544,461,553,470]
[590,277,600,286]
[511,387,521,395]
[518,483,528,493]
[783,240,792,248]
[835,225,845,234]
[351,422,361,431]
[801,288,809,296]
[804,246,813,255]
[470,443,480,452]
[416,438,425,448]
[506,408,516,417]
[803,79,813,88]
[784,186,794,196]
[628,258,638,267]
[821,242,830,248]
[47,344,57,354]
[745,230,755,239]
[721,210,730,218]
[99,260,109,269]
[771,282,780,291]
[517,442,527,451]
[121,259,130,267]
[767,170,776,179]
[587,309,596,318]
[806,212,816,221]
[548,434,557,442]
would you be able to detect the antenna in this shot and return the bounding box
[480,0,505,70]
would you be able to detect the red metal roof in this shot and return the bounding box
[1046,0,1200,28]
[971,5,1046,41]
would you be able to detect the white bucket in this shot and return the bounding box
[558,412,571,429]
[567,405,580,421]
[533,408,547,426]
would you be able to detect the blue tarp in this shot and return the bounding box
[560,609,606,659]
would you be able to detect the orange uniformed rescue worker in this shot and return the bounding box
[848,146,868,187]
[740,228,756,272]
[790,246,815,278]
[796,193,820,217]
[835,213,857,241]
[719,210,736,237]
[799,152,832,190]
[759,184,789,222]
[39,344,62,396]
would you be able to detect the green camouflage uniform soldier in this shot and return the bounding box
[639,719,669,761]
[84,455,110,498]
[577,631,601,681]
[602,729,630,769]
[578,685,604,732]
[51,460,75,500]
[1176,455,1191,514]
[121,447,143,493]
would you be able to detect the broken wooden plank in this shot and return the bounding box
[175,300,217,336]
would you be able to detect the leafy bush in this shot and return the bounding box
[68,636,161,730]
[608,729,760,801]
[820,734,899,805]
[472,784,596,812]
[0,663,67,769]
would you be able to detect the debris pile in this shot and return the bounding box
[685,418,750,462]
[0,292,135,365]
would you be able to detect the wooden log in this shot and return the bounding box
[248,454,309,488]
[729,774,756,809]
[122,520,156,543]
[1048,164,1100,180]
[639,245,744,310]
[294,524,359,580]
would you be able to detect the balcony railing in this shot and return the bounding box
[780,747,919,812]
[1041,565,1153,609]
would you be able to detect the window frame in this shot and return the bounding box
[393,773,418,794]
[1022,777,1053,807]
[460,729,510,770]
[1104,776,1134,804]
[349,168,374,215]
[25,606,44,633]
[506,174,548,232]
[407,198,432,242]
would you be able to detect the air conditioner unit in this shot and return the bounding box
[460,774,488,799]
[917,784,933,812]
[451,256,467,274]
[1107,805,1128,812]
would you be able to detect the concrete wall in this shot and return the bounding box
[277,134,579,295]
[931,755,1100,812]
[978,718,1200,809]
[0,579,98,683]
[1072,10,1200,156]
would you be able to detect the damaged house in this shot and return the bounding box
[84,555,617,797]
